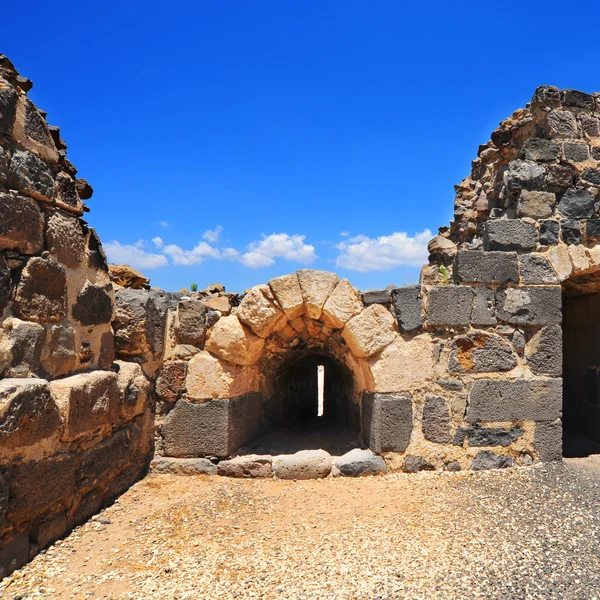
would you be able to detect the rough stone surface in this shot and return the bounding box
[321,279,363,329]
[155,361,187,401]
[545,109,578,138]
[453,425,524,447]
[273,450,332,480]
[362,393,413,453]
[466,379,562,422]
[422,395,452,444]
[426,286,473,327]
[297,270,340,319]
[6,149,54,202]
[503,160,545,193]
[342,304,396,358]
[520,138,560,162]
[115,361,150,420]
[558,189,595,218]
[45,212,86,267]
[268,273,304,320]
[217,455,272,478]
[176,299,218,345]
[40,325,76,378]
[335,449,387,477]
[108,264,149,289]
[471,451,515,471]
[0,192,44,254]
[150,457,217,476]
[403,456,435,473]
[33,514,67,550]
[562,141,590,163]
[495,286,562,325]
[539,220,559,245]
[0,317,44,377]
[482,220,537,252]
[519,254,559,284]
[449,332,518,373]
[526,325,562,377]
[517,190,556,219]
[471,287,496,326]
[391,286,422,332]
[72,284,113,326]
[534,420,562,462]
[236,286,287,338]
[546,245,572,281]
[0,532,29,579]
[205,315,265,366]
[361,290,391,306]
[454,251,519,284]
[561,219,582,245]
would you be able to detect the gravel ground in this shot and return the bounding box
[2,459,600,599]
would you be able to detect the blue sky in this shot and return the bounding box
[4,1,600,293]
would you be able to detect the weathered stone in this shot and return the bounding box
[297,269,340,319]
[50,371,119,441]
[76,178,93,200]
[115,361,150,420]
[567,244,590,274]
[6,149,54,202]
[454,425,523,447]
[0,78,17,135]
[99,331,115,369]
[563,89,595,109]
[0,192,44,254]
[342,304,396,358]
[88,228,108,271]
[321,279,363,329]
[32,514,67,550]
[205,315,265,366]
[426,286,473,327]
[520,138,560,162]
[176,299,219,345]
[40,325,76,378]
[0,317,44,377]
[454,251,519,284]
[217,455,272,478]
[534,420,562,461]
[449,331,517,373]
[560,219,581,245]
[150,457,217,475]
[437,379,464,391]
[558,189,595,218]
[546,245,572,281]
[45,212,86,266]
[7,453,76,523]
[531,85,561,109]
[445,461,461,472]
[519,254,559,284]
[335,449,387,477]
[54,171,82,212]
[72,284,113,326]
[185,351,259,400]
[503,160,545,194]
[517,190,556,219]
[362,393,413,453]
[391,285,422,332]
[466,379,562,422]
[526,325,562,377]
[0,378,59,450]
[471,287,496,326]
[562,141,590,163]
[12,97,58,163]
[482,220,537,252]
[236,285,287,338]
[273,450,332,480]
[108,263,149,289]
[539,220,559,246]
[13,257,67,323]
[268,273,305,320]
[361,289,391,306]
[403,456,434,473]
[546,164,575,191]
[0,145,9,183]
[428,235,457,263]
[202,295,231,314]
[422,395,452,444]
[471,451,515,471]
[586,220,600,241]
[369,335,435,392]
[155,361,187,401]
[545,110,578,138]
[496,286,562,325]
[0,532,29,579]
[581,114,600,137]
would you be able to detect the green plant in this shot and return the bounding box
[190,283,198,292]
[439,265,450,286]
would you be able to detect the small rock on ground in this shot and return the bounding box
[335,448,387,477]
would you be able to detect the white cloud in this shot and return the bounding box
[203,225,223,243]
[104,240,169,269]
[152,236,163,248]
[240,233,316,268]
[160,221,169,228]
[162,241,223,265]
[335,230,432,272]
[340,231,350,237]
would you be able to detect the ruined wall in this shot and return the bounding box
[0,57,153,577]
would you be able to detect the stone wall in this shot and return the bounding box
[0,56,153,577]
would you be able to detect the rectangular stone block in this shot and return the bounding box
[466,379,562,422]
[534,420,562,461]
[471,287,496,326]
[496,286,562,325]
[361,289,391,306]
[50,371,119,442]
[362,393,413,453]
[391,285,422,332]
[482,220,537,251]
[454,250,519,284]
[229,393,264,452]
[426,285,473,327]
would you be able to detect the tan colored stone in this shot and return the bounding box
[205,315,265,366]
[236,286,287,338]
[185,351,259,400]
[108,264,149,289]
[342,304,397,358]
[203,295,231,315]
[545,245,572,281]
[297,269,340,319]
[587,245,600,267]
[269,273,305,320]
[114,361,151,420]
[321,279,363,329]
[368,334,435,392]
[568,244,590,274]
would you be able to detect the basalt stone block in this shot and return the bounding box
[454,251,518,284]
[519,254,559,284]
[0,145,9,183]
[72,284,113,326]
[422,395,452,444]
[545,110,578,139]
[586,220,600,241]
[176,299,219,345]
[362,393,413,453]
[517,190,556,220]
[273,450,332,480]
[520,138,560,162]
[99,331,115,369]
[546,164,575,191]
[217,455,272,478]
[155,361,188,401]
[7,453,77,523]
[88,228,108,271]
[45,212,86,266]
[0,532,29,579]
[539,220,559,246]
[229,393,263,452]
[558,189,595,218]
[0,79,17,134]
[0,379,59,450]
[361,289,391,306]
[581,168,600,186]
[453,425,523,447]
[0,317,45,377]
[534,420,562,461]
[151,457,217,475]
[561,220,582,245]
[580,115,600,138]
[496,286,561,325]
[503,160,545,194]
[562,141,590,163]
[466,379,562,422]
[563,89,595,109]
[13,257,67,323]
[482,221,537,252]
[526,325,562,377]
[55,171,81,212]
[41,325,76,378]
[6,149,54,202]
[471,287,496,326]
[403,455,434,473]
[471,451,515,471]
[50,371,120,442]
[531,85,561,109]
[448,331,518,373]
[0,192,44,255]
[391,285,422,331]
[335,449,387,477]
[426,286,473,327]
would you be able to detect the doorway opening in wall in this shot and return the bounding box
[562,273,600,458]
[241,353,361,455]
